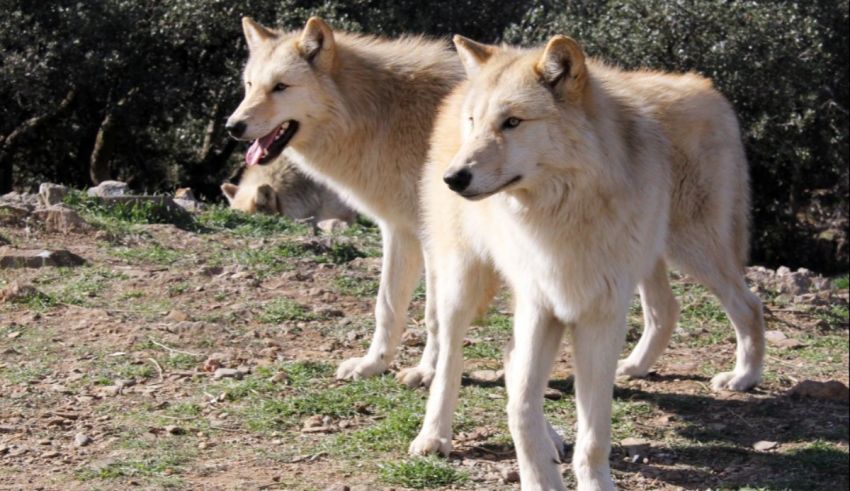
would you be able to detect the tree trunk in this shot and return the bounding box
[88,110,115,185]
[0,90,75,192]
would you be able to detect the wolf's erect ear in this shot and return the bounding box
[242,17,276,51]
[535,35,586,98]
[299,17,336,72]
[221,183,239,202]
[453,35,497,78]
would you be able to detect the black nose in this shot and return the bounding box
[443,168,472,192]
[226,120,247,139]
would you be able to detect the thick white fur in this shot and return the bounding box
[412,35,765,490]
[227,17,464,384]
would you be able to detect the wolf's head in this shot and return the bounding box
[221,181,279,214]
[226,17,339,167]
[441,35,590,200]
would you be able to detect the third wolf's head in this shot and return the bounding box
[225,17,340,167]
[440,35,596,201]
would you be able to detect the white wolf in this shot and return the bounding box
[411,34,765,491]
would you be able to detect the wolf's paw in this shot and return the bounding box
[710,370,760,392]
[616,358,650,379]
[409,431,452,457]
[547,421,568,461]
[396,365,435,388]
[335,356,387,381]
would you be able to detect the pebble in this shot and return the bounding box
[74,433,91,447]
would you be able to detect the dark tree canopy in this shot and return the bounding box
[0,0,847,272]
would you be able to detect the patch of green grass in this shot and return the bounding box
[335,275,379,298]
[817,304,849,330]
[833,274,849,290]
[74,445,191,486]
[65,189,193,234]
[463,340,502,360]
[378,456,468,489]
[258,298,317,323]
[167,281,190,296]
[476,311,513,334]
[162,353,198,370]
[196,205,309,237]
[54,267,127,305]
[113,244,181,265]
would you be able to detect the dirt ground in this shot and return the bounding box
[1,198,848,490]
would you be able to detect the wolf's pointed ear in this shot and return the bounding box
[299,17,336,72]
[453,35,497,78]
[221,183,239,202]
[242,17,276,51]
[535,35,587,99]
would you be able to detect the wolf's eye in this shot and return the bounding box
[502,117,521,129]
[272,83,288,93]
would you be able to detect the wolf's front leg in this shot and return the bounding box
[409,254,492,456]
[505,298,566,491]
[571,307,629,491]
[336,225,422,380]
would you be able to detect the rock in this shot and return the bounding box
[753,440,779,451]
[0,203,31,225]
[32,205,91,233]
[544,387,564,400]
[37,183,69,207]
[269,372,287,383]
[469,369,504,383]
[87,180,129,197]
[212,368,242,380]
[318,218,349,234]
[401,330,425,347]
[788,380,850,403]
[165,310,189,322]
[621,437,650,462]
[324,485,351,491]
[0,248,85,268]
[301,414,333,433]
[500,466,520,484]
[73,433,91,447]
[765,330,787,344]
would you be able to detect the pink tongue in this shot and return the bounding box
[244,129,279,166]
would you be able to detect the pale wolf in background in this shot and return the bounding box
[412,34,764,490]
[221,155,356,225]
[225,17,464,384]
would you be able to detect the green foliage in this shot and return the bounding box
[1,1,847,271]
[504,0,849,272]
[196,205,309,237]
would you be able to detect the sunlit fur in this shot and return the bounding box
[413,36,765,491]
[227,17,464,383]
[221,155,355,224]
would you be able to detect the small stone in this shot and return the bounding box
[269,372,288,383]
[765,330,787,344]
[38,183,69,207]
[469,369,504,383]
[544,387,564,400]
[212,368,242,380]
[41,450,60,459]
[500,467,520,484]
[753,440,779,451]
[74,433,91,447]
[324,485,351,491]
[87,180,129,197]
[317,218,349,234]
[401,330,425,347]
[0,248,85,268]
[166,310,189,322]
[620,437,650,460]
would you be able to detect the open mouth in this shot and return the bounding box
[245,121,299,166]
[460,175,522,201]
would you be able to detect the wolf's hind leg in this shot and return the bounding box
[337,226,422,380]
[397,251,438,387]
[617,258,679,378]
